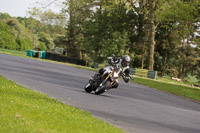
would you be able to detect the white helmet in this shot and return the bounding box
[122,55,131,67]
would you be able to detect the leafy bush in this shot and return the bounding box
[37,41,47,51]
[38,32,55,49]
[0,22,19,50]
[16,37,33,51]
[167,68,178,77]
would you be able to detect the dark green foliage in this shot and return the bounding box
[0,18,34,51]
[58,0,200,82]
[54,35,67,48]
[0,22,19,50]
[82,2,137,62]
[37,42,47,51]
[38,32,50,48]
[102,31,129,57]
[16,37,32,51]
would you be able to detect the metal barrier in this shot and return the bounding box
[130,68,157,79]
[94,62,99,69]
[27,50,46,59]
[147,70,157,79]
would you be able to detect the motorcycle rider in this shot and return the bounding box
[97,55,131,89]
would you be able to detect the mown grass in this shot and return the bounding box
[0,75,124,133]
[133,76,200,102]
[0,48,27,57]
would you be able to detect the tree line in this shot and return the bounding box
[0,11,66,51]
[61,0,200,80]
[0,0,199,81]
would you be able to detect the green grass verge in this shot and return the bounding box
[0,48,27,57]
[0,75,124,133]
[133,76,200,102]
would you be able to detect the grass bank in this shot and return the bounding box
[0,75,124,133]
[0,48,27,57]
[133,76,200,102]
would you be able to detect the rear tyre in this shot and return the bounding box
[85,83,92,93]
[95,81,110,95]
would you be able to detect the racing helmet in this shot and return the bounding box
[121,55,131,67]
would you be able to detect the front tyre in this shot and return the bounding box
[85,83,92,93]
[95,81,110,95]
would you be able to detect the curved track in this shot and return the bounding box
[0,53,200,133]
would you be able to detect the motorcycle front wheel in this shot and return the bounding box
[95,81,110,95]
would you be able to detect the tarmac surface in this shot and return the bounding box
[0,53,200,133]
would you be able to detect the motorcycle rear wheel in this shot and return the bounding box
[85,83,92,93]
[95,81,110,95]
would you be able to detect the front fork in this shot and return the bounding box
[101,71,115,90]
[94,71,115,92]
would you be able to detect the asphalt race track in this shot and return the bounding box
[0,53,200,133]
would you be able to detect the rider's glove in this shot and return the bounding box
[122,74,130,83]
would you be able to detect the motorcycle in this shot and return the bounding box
[84,57,133,95]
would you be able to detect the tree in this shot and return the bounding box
[116,0,158,70]
[146,0,158,70]
[154,24,180,76]
[27,5,67,50]
[155,0,200,78]
[102,31,129,57]
[62,0,99,59]
[0,12,11,20]
[82,0,138,62]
